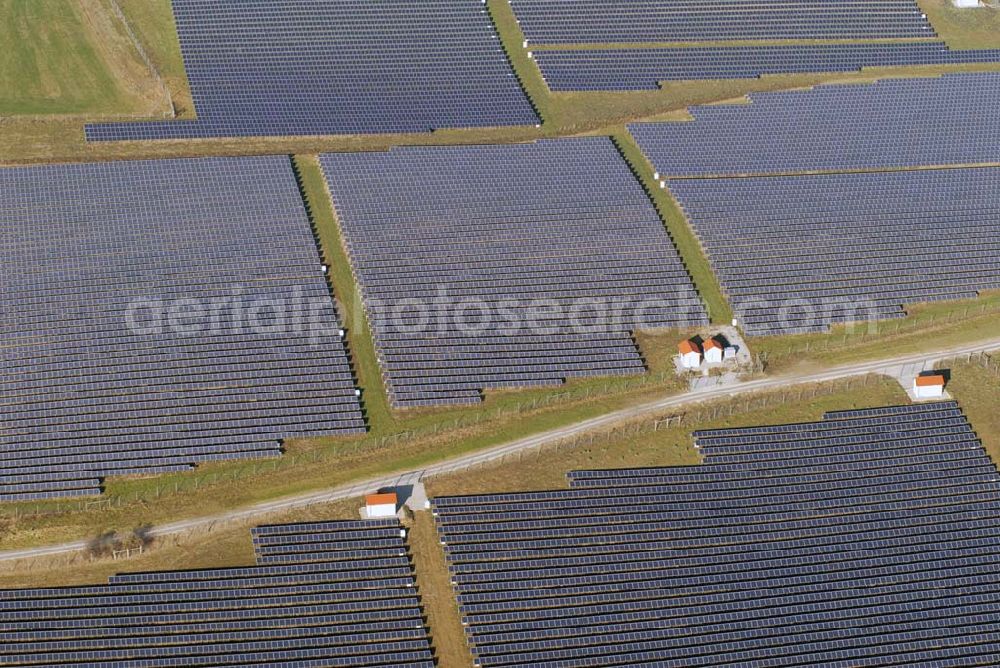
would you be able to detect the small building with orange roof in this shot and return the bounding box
[678,339,702,369]
[913,374,946,400]
[365,492,398,519]
[703,337,724,365]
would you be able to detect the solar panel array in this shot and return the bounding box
[629,72,1000,177]
[0,519,434,667]
[510,0,935,43]
[85,0,538,141]
[1,156,364,502]
[319,138,708,408]
[534,42,1000,91]
[668,167,1000,335]
[433,401,1000,666]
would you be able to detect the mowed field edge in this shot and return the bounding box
[0,0,171,117]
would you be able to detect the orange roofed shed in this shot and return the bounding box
[678,339,702,369]
[365,492,398,519]
[913,374,946,400]
[678,340,701,355]
[703,337,724,364]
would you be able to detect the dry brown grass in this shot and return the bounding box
[409,513,474,668]
[426,376,909,497]
[754,292,1000,375]
[940,358,1000,464]
[0,0,167,117]
[918,0,1000,50]
[0,498,359,589]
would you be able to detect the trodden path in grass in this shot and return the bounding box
[4,334,1000,564]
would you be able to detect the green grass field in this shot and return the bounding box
[114,0,192,114]
[0,0,169,117]
[610,128,732,324]
[753,290,1000,374]
[0,497,359,587]
[918,0,1000,49]
[946,357,1000,463]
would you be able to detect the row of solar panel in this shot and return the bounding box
[534,42,1000,91]
[448,504,996,561]
[432,402,1000,665]
[447,526,999,578]
[511,0,934,43]
[631,73,1000,177]
[2,155,365,501]
[87,0,538,141]
[320,137,707,408]
[0,520,433,667]
[436,477,991,531]
[667,166,1000,334]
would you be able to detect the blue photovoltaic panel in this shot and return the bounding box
[85,0,538,141]
[667,168,1000,335]
[432,401,1000,666]
[511,0,936,43]
[533,42,1000,91]
[629,72,1000,176]
[319,138,708,408]
[0,520,433,667]
[0,156,364,501]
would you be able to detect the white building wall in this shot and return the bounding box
[914,383,944,399]
[367,503,397,518]
[681,352,702,369]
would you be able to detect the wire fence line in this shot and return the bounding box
[765,300,1000,363]
[104,0,175,116]
[33,307,985,523]
[0,375,871,574]
[141,338,1000,531]
[5,337,1000,567]
[7,370,682,522]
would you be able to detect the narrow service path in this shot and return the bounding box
[3,336,999,563]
